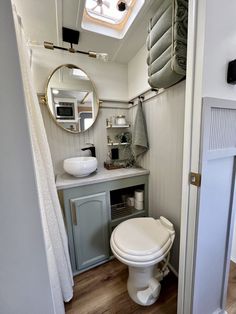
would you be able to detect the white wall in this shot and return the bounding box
[0,2,55,314]
[127,43,186,270]
[32,48,128,101]
[202,0,236,100]
[128,44,149,100]
[129,81,185,269]
[201,0,236,263]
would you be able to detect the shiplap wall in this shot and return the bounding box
[129,80,186,269]
[40,100,129,175]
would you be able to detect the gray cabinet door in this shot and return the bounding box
[70,192,109,271]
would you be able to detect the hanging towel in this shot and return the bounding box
[132,100,149,159]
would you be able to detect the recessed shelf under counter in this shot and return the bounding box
[56,167,149,275]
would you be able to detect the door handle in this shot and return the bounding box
[71,202,77,225]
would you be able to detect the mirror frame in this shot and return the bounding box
[45,64,100,134]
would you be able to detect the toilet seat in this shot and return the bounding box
[110,217,174,267]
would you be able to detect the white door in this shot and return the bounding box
[179,97,236,314]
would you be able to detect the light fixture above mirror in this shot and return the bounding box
[44,27,109,62]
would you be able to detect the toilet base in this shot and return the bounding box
[127,265,164,306]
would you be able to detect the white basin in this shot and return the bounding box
[63,157,98,177]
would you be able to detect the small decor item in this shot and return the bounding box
[116,115,127,125]
[115,132,132,144]
[111,116,116,125]
[111,148,119,160]
[121,134,127,143]
[127,197,135,207]
[104,161,126,170]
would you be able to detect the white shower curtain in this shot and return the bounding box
[12,5,73,314]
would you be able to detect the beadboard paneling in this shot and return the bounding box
[209,108,236,150]
[129,80,186,269]
[40,101,129,175]
[40,81,185,270]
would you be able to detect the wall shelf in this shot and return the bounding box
[106,124,130,129]
[107,142,130,146]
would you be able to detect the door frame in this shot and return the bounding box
[177,0,207,312]
[178,0,236,313]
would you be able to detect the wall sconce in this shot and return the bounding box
[44,27,109,62]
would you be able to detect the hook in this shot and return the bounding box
[138,96,145,101]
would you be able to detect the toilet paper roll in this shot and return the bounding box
[127,197,135,207]
[135,190,144,201]
[134,200,143,210]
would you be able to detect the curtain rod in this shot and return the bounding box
[99,99,128,104]
[129,88,158,104]
[100,88,160,106]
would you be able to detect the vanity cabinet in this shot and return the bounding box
[57,168,149,275]
[70,193,109,271]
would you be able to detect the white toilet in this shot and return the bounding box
[110,216,175,306]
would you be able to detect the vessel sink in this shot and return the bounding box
[63,157,98,177]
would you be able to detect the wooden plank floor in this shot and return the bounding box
[226,261,236,314]
[65,259,178,314]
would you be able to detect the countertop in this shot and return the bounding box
[56,167,149,190]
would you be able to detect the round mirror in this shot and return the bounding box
[45,64,99,133]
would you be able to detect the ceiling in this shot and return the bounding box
[13,0,160,63]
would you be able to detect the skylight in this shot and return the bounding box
[85,0,134,25]
[71,68,89,80]
[82,0,145,39]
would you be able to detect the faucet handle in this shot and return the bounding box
[85,142,94,146]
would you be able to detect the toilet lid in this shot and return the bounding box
[112,217,172,261]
